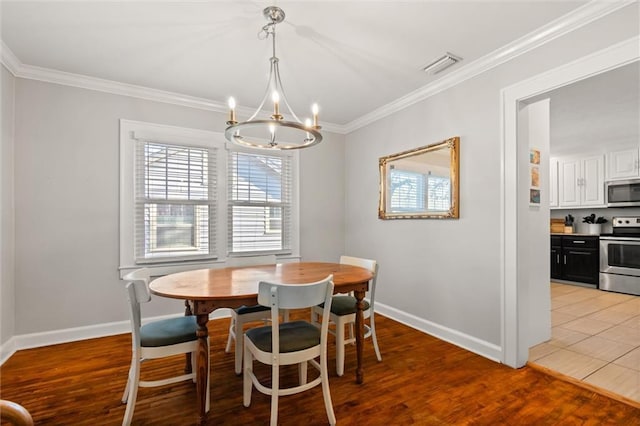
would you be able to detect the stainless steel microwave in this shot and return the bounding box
[606,179,640,207]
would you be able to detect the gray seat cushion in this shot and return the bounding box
[246,321,320,353]
[235,304,270,315]
[320,296,370,316]
[140,316,198,347]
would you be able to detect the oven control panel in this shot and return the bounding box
[612,216,640,228]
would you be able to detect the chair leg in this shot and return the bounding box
[270,363,279,426]
[347,322,355,342]
[243,340,253,408]
[320,350,336,425]
[370,314,382,362]
[298,361,308,385]
[121,365,131,403]
[335,320,346,377]
[122,357,140,426]
[310,307,320,327]
[234,317,243,375]
[225,316,235,353]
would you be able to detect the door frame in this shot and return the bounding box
[500,36,640,367]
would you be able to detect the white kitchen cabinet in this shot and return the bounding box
[549,158,558,207]
[606,147,640,180]
[557,155,605,208]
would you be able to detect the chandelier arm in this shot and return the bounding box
[273,63,303,124]
[246,59,276,122]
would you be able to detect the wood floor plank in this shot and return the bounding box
[1,313,638,425]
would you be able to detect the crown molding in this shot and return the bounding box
[1,40,21,75]
[0,41,347,134]
[1,0,633,136]
[342,0,636,134]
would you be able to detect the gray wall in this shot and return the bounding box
[344,6,638,349]
[1,65,16,345]
[12,79,345,335]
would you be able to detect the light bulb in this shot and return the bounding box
[227,97,236,123]
[272,91,280,117]
[312,103,319,127]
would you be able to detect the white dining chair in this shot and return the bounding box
[121,268,209,426]
[311,255,381,376]
[224,255,282,375]
[243,275,336,426]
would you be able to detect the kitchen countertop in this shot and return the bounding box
[550,233,601,237]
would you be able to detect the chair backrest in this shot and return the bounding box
[257,275,334,310]
[123,268,152,305]
[339,255,379,305]
[227,255,277,267]
[122,268,152,349]
[257,275,334,357]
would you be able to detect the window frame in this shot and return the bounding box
[119,120,299,278]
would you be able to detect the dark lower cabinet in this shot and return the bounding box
[551,236,562,279]
[550,235,599,285]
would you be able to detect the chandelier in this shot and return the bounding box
[225,6,322,150]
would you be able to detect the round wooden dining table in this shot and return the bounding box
[149,261,373,424]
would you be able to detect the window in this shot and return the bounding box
[389,168,425,212]
[228,151,292,254]
[389,168,451,212]
[427,175,451,211]
[119,120,299,276]
[135,142,216,262]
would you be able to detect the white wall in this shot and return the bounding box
[11,79,345,335]
[519,99,551,347]
[344,6,638,358]
[1,64,16,346]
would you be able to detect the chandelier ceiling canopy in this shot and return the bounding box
[225,6,322,150]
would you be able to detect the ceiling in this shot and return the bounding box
[2,1,594,127]
[527,61,640,156]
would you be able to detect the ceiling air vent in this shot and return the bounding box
[422,52,462,75]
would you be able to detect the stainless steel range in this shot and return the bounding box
[600,216,640,296]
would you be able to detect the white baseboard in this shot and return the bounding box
[2,303,502,368]
[375,302,503,363]
[0,337,17,366]
[0,310,230,366]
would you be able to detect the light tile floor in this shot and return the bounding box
[529,282,640,404]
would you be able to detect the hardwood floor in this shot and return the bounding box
[1,313,638,425]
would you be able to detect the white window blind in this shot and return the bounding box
[135,141,216,262]
[428,175,451,211]
[389,168,426,212]
[228,151,292,254]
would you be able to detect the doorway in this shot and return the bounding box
[500,37,640,368]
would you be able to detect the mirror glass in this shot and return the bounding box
[379,137,459,219]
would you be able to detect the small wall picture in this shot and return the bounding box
[530,189,541,205]
[530,165,540,188]
[530,148,540,165]
[529,147,541,206]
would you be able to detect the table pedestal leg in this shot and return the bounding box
[196,314,209,424]
[354,289,365,384]
[185,301,193,374]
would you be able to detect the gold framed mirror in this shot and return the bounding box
[379,136,459,219]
